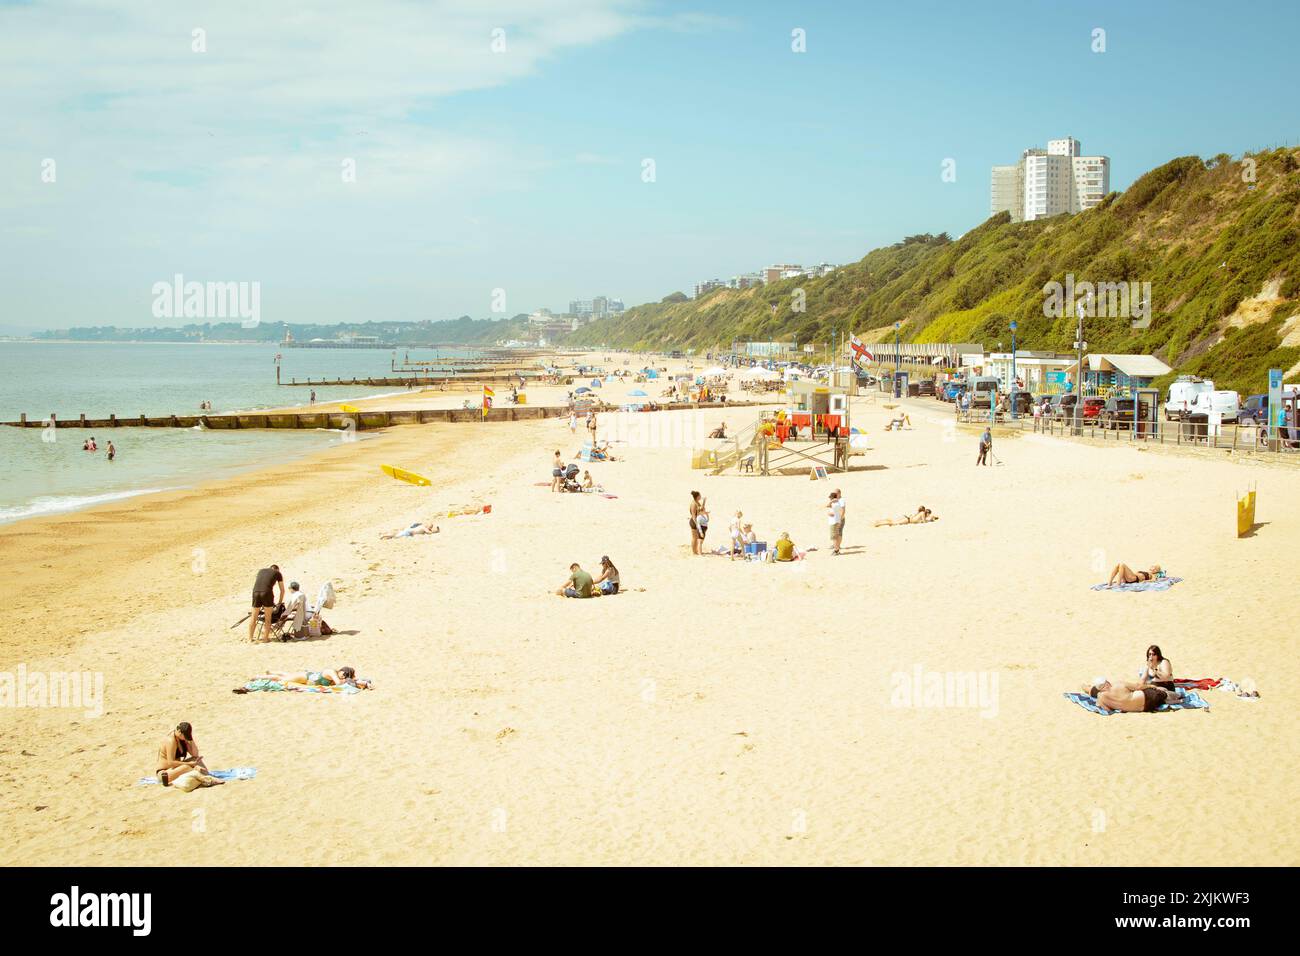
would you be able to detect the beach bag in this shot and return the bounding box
[318,581,336,610]
[307,617,322,639]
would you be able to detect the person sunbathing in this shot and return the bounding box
[381,522,439,539]
[1107,563,1164,586]
[1081,678,1183,712]
[885,413,912,431]
[155,721,221,788]
[250,667,371,690]
[874,506,937,527]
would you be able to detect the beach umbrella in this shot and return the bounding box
[703,365,727,376]
[628,389,648,396]
[575,386,591,393]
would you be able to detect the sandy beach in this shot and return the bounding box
[2,360,1297,866]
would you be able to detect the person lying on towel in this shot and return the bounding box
[1081,678,1184,713]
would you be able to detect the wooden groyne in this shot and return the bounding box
[2,399,775,432]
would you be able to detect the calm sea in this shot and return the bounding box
[0,341,483,524]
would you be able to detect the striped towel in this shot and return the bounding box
[1091,576,1182,592]
[137,767,258,786]
[1063,690,1210,716]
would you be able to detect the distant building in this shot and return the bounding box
[728,272,766,289]
[991,136,1110,222]
[694,279,726,298]
[764,263,803,284]
[528,308,555,324]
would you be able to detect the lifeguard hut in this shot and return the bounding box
[753,380,853,474]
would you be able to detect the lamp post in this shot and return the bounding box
[1073,301,1086,435]
[1009,320,1018,419]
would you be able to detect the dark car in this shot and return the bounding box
[1008,390,1035,414]
[1048,394,1078,419]
[917,379,936,397]
[1239,394,1268,425]
[1100,397,1136,429]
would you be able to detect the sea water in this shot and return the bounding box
[0,341,482,523]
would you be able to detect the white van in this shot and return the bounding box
[1165,376,1214,420]
[1190,389,1240,422]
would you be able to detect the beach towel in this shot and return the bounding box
[1172,677,1222,690]
[1091,576,1182,592]
[1063,690,1210,716]
[137,767,258,786]
[236,678,365,695]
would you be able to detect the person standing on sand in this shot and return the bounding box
[827,489,845,555]
[249,564,285,642]
[977,427,991,466]
[568,412,577,435]
[689,491,708,554]
[587,411,598,444]
[551,450,565,492]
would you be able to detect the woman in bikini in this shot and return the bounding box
[249,667,371,689]
[874,506,938,527]
[1106,562,1163,587]
[689,491,708,555]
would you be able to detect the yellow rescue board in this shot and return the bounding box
[1236,489,1256,537]
[340,404,361,413]
[381,464,431,487]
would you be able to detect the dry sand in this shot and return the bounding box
[1,371,1297,865]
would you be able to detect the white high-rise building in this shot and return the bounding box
[991,137,1109,222]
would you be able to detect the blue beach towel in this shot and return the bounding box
[137,767,258,786]
[1063,690,1210,716]
[1091,576,1182,592]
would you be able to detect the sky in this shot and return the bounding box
[1,0,1298,331]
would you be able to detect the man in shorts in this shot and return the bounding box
[827,489,846,555]
[249,564,285,642]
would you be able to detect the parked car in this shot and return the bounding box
[1239,394,1268,425]
[1165,375,1214,421]
[1049,394,1078,419]
[917,379,936,397]
[968,375,1000,408]
[1190,389,1240,422]
[942,381,966,403]
[1100,397,1136,429]
[1080,397,1106,421]
[1006,390,1035,414]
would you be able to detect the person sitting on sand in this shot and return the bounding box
[590,556,621,595]
[1138,644,1174,686]
[875,506,938,527]
[557,562,594,598]
[886,413,912,431]
[583,470,596,491]
[381,521,440,539]
[156,721,220,788]
[774,531,796,562]
[1107,562,1164,587]
[249,667,372,690]
[741,523,756,547]
[1082,678,1182,713]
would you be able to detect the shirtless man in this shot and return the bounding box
[1082,678,1182,713]
[155,722,218,787]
